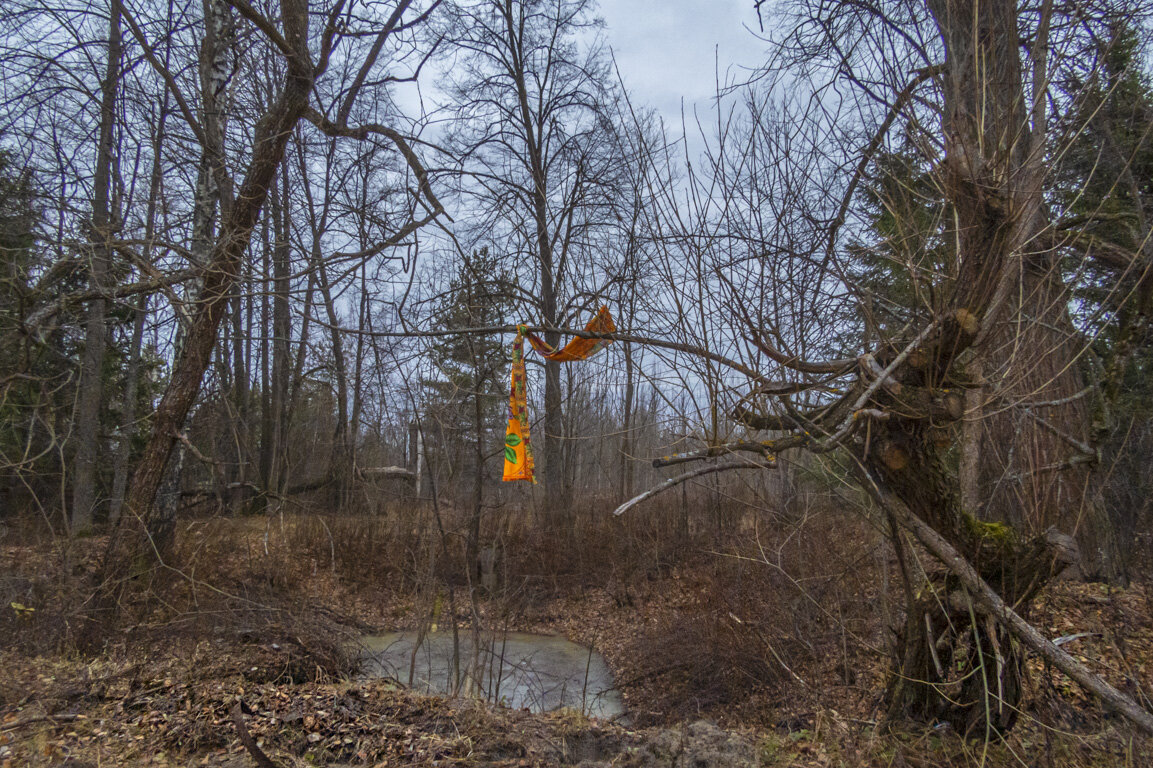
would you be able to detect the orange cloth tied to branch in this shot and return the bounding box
[502,306,615,482]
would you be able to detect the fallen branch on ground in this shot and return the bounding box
[232,700,280,768]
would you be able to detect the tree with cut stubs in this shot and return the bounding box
[616,0,1153,734]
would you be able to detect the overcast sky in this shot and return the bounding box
[596,0,769,126]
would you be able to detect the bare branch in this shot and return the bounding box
[121,2,206,146]
[302,107,451,225]
[231,701,281,768]
[652,439,792,469]
[296,314,774,385]
[822,66,943,275]
[21,269,199,333]
[227,0,294,58]
[613,459,772,516]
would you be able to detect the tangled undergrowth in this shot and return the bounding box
[1,511,1151,767]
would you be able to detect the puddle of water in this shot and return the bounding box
[360,631,624,720]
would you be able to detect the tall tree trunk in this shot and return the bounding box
[619,340,635,500]
[315,253,351,509]
[109,298,147,526]
[257,170,291,508]
[538,208,568,525]
[501,0,567,517]
[106,0,313,582]
[285,264,317,471]
[71,0,122,532]
[111,94,170,525]
[258,194,274,497]
[296,137,352,506]
[878,0,1088,731]
[151,0,235,558]
[466,302,485,585]
[228,277,249,510]
[350,262,369,486]
[616,185,643,501]
[269,171,292,499]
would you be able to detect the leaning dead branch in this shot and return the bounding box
[232,700,281,768]
[652,438,801,469]
[626,430,1153,734]
[865,481,1153,736]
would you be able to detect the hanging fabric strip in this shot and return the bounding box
[502,307,616,482]
[502,325,534,482]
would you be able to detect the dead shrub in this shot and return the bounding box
[0,533,106,654]
[278,498,703,600]
[1,516,362,681]
[618,492,884,726]
[620,557,798,725]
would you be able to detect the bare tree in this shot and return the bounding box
[93,0,448,582]
[70,0,122,532]
[442,0,628,519]
[605,0,1153,734]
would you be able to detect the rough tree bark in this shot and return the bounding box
[868,470,1153,736]
[873,0,1093,731]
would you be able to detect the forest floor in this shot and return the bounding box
[2,516,1151,767]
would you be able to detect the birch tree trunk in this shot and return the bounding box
[150,0,236,558]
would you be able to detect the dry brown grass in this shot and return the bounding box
[3,477,1153,767]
